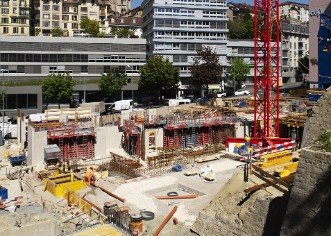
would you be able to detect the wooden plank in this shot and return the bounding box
[244,183,270,194]
[252,171,288,194]
[252,165,291,189]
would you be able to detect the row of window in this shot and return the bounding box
[1,8,27,15]
[0,53,88,62]
[2,26,25,34]
[7,94,37,110]
[1,18,26,24]
[154,19,227,29]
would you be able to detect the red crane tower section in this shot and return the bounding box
[253,0,280,138]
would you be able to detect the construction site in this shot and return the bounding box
[1,1,331,236]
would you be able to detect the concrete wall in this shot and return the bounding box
[281,149,331,236]
[0,213,58,236]
[27,126,47,167]
[144,127,164,157]
[95,125,122,158]
[302,90,331,148]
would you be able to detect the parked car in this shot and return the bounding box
[235,89,250,96]
[184,95,196,102]
[216,92,226,98]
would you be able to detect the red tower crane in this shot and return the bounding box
[253,0,280,138]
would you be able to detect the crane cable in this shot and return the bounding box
[275,15,331,79]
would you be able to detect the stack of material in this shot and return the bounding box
[4,144,24,159]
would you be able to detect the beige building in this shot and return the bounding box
[33,0,132,37]
[280,1,309,23]
[309,0,331,87]
[0,0,31,35]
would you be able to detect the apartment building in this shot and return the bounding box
[0,0,134,37]
[280,1,309,23]
[281,20,309,84]
[141,0,228,95]
[0,0,30,35]
[0,36,146,114]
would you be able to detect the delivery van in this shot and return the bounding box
[108,99,138,112]
[168,99,191,106]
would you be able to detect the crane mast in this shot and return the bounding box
[253,0,280,138]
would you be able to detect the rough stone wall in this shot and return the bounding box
[302,90,331,147]
[191,171,288,236]
[281,148,331,236]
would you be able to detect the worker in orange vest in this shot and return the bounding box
[86,167,95,186]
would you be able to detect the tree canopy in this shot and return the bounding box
[227,57,250,92]
[228,10,254,39]
[191,46,222,96]
[99,68,127,101]
[139,55,179,101]
[42,73,76,108]
[80,19,100,37]
[111,27,134,38]
[51,27,64,37]
[295,55,309,81]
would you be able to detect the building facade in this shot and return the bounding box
[141,0,228,95]
[280,20,309,84]
[0,36,146,115]
[309,0,331,88]
[0,0,31,36]
[280,1,309,23]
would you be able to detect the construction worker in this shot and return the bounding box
[86,167,95,186]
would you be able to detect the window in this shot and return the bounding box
[81,65,88,73]
[1,8,9,14]
[3,27,9,34]
[20,27,24,34]
[64,23,67,29]
[42,5,50,11]
[43,14,50,19]
[1,18,9,23]
[17,65,24,73]
[53,5,59,11]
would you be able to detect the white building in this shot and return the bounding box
[280,1,309,23]
[281,20,309,84]
[141,0,229,95]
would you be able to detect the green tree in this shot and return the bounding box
[42,73,76,108]
[191,46,222,96]
[295,55,309,82]
[139,55,179,103]
[111,27,119,38]
[51,27,64,37]
[227,57,250,93]
[228,10,254,39]
[99,68,127,101]
[35,28,41,36]
[80,18,100,37]
[118,28,134,38]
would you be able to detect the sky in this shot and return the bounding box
[131,0,309,9]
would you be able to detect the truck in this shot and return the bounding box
[107,99,137,112]
[168,98,191,106]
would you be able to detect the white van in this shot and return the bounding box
[108,99,137,112]
[168,98,191,106]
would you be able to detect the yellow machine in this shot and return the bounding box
[275,161,299,178]
[258,150,293,168]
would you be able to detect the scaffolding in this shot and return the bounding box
[121,120,142,158]
[162,111,236,149]
[47,124,96,161]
